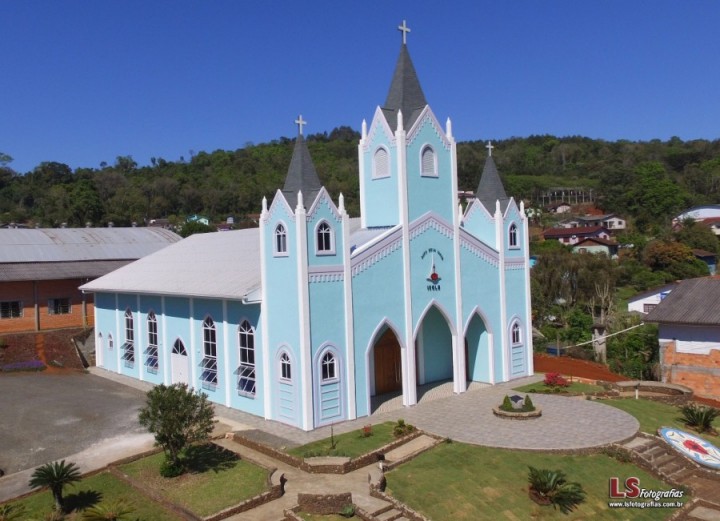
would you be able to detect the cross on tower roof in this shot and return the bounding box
[486,140,494,157]
[398,20,411,45]
[295,115,307,136]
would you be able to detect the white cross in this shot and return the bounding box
[398,20,411,44]
[486,140,494,157]
[295,115,307,136]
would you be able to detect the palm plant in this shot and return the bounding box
[0,504,26,521]
[678,403,720,434]
[528,466,586,514]
[28,460,82,512]
[81,501,135,520]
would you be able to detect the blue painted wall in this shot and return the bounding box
[418,306,453,383]
[361,122,399,227]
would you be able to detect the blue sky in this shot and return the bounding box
[2,1,719,174]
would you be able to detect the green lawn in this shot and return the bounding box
[601,398,720,444]
[119,444,268,517]
[287,422,398,458]
[386,442,689,520]
[5,471,180,521]
[513,380,606,395]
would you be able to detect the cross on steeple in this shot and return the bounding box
[295,115,307,136]
[486,140,494,157]
[398,20,411,45]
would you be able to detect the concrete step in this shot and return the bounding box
[376,508,405,521]
[687,504,720,520]
[623,436,655,450]
[653,452,679,467]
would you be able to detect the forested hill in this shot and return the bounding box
[2,129,720,231]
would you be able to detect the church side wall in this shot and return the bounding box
[95,292,118,372]
[462,202,497,247]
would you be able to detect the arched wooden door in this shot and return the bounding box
[374,329,402,395]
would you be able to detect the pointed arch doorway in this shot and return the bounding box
[373,328,402,396]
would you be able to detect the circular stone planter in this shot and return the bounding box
[492,407,542,420]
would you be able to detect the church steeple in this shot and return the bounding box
[476,141,509,213]
[382,20,427,131]
[282,115,322,208]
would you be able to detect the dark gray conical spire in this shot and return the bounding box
[381,37,428,131]
[476,144,509,213]
[282,129,322,209]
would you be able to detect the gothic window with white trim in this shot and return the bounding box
[121,309,135,365]
[280,352,291,381]
[238,320,256,396]
[420,145,437,177]
[200,317,218,386]
[275,223,287,255]
[373,147,389,178]
[509,223,518,248]
[316,221,334,254]
[146,311,159,372]
[321,351,337,381]
[511,322,521,345]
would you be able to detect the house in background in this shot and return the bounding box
[542,225,610,246]
[627,282,678,315]
[0,228,180,334]
[692,249,717,275]
[564,214,626,233]
[546,202,572,214]
[572,237,619,258]
[645,277,720,401]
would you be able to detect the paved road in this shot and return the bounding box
[0,372,148,475]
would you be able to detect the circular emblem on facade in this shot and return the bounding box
[659,427,720,469]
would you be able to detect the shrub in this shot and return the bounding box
[159,457,184,478]
[543,372,569,389]
[601,445,633,463]
[528,466,586,514]
[678,403,720,434]
[361,424,373,438]
[81,500,135,520]
[500,395,514,412]
[523,395,535,412]
[393,419,416,437]
[340,504,355,518]
[0,503,26,521]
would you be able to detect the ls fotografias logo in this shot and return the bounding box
[608,477,684,509]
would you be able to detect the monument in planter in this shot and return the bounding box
[493,394,542,420]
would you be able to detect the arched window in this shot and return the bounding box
[108,334,113,351]
[509,223,518,248]
[274,223,287,255]
[373,147,389,178]
[511,322,521,345]
[121,309,135,365]
[172,338,187,355]
[238,320,256,396]
[420,145,437,177]
[321,351,337,381]
[279,352,291,381]
[200,317,218,385]
[316,221,334,254]
[146,312,159,372]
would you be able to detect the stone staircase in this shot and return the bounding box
[371,503,411,521]
[622,434,720,520]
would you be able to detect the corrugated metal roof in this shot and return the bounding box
[0,228,181,263]
[645,277,720,326]
[81,229,261,300]
[0,260,133,281]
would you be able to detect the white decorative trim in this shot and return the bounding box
[406,107,451,151]
[416,326,425,385]
[418,144,438,178]
[358,133,367,228]
[306,187,342,223]
[350,224,401,258]
[162,296,169,385]
[408,212,454,241]
[313,219,336,256]
[266,190,296,223]
[308,272,344,283]
[459,229,500,267]
[450,131,465,394]
[295,203,313,430]
[523,209,534,375]
[504,259,526,270]
[189,298,197,390]
[115,294,120,372]
[136,297,143,382]
[464,198,495,224]
[362,107,397,151]
[495,204,508,382]
[272,220,289,257]
[341,210,356,420]
[223,300,231,406]
[260,211,272,419]
[412,299,458,340]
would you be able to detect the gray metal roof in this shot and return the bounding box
[282,133,322,208]
[644,277,720,326]
[0,260,133,282]
[476,156,510,213]
[382,43,427,131]
[0,228,181,263]
[81,228,261,300]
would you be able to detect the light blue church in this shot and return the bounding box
[82,23,533,431]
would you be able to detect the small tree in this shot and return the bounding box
[81,500,135,521]
[528,466,586,513]
[28,460,82,512]
[138,383,215,475]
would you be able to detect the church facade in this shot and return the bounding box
[82,25,533,431]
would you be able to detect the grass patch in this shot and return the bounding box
[287,422,397,459]
[602,398,720,444]
[514,380,605,395]
[386,442,688,520]
[5,471,178,520]
[119,444,268,517]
